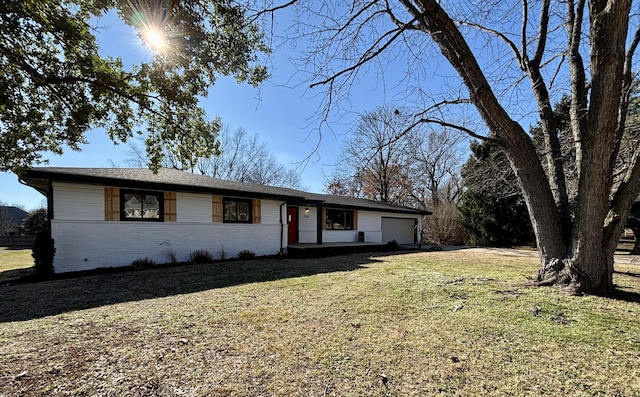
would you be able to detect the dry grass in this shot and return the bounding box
[1,250,639,396]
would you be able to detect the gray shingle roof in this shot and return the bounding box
[0,206,29,227]
[21,167,429,215]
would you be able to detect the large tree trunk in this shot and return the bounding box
[533,0,631,295]
[411,0,634,295]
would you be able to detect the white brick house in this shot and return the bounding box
[21,168,429,273]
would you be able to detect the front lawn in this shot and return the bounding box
[1,250,638,396]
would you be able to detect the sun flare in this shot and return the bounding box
[141,27,167,51]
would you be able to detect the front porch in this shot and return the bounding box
[287,242,394,258]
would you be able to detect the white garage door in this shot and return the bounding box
[381,217,415,244]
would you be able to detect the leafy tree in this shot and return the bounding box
[459,190,535,248]
[1,0,269,172]
[462,92,640,249]
[22,208,48,236]
[460,141,535,247]
[265,0,640,295]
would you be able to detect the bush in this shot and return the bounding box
[188,249,215,264]
[422,201,467,246]
[164,249,178,264]
[220,246,226,260]
[32,227,55,275]
[386,239,399,251]
[131,257,156,270]
[238,250,256,260]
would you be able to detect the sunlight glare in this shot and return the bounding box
[142,27,166,52]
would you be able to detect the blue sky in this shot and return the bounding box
[1,10,389,210]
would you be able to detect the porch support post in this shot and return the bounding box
[316,203,323,244]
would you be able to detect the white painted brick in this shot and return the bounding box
[52,220,283,273]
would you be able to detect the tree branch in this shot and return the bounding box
[457,21,524,69]
[310,24,406,88]
[567,0,587,175]
[411,118,493,142]
[521,0,528,67]
[532,0,550,66]
[516,0,569,221]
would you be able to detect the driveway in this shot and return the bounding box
[403,245,640,265]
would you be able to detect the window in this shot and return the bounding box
[223,198,252,223]
[121,190,163,221]
[325,209,354,230]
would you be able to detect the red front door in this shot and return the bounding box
[287,207,298,244]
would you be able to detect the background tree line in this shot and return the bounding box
[329,92,640,252]
[123,126,301,188]
[325,104,468,245]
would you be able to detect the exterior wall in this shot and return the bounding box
[48,180,424,272]
[356,211,383,242]
[176,192,211,223]
[320,210,422,244]
[262,200,284,225]
[51,221,282,273]
[50,183,285,272]
[297,206,317,243]
[322,229,360,243]
[53,182,104,221]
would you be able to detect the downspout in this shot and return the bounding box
[279,201,287,254]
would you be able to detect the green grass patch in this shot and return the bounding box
[0,250,638,396]
[0,247,34,282]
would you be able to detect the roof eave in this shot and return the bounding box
[21,169,301,201]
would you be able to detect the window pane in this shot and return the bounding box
[223,199,252,223]
[122,192,162,220]
[237,202,250,221]
[326,209,353,230]
[124,194,143,218]
[143,194,160,218]
[344,211,352,229]
[224,201,237,221]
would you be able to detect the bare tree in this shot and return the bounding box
[197,127,301,187]
[261,0,640,295]
[461,140,522,200]
[327,104,468,244]
[328,104,467,208]
[406,126,467,209]
[328,104,413,204]
[124,127,301,188]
